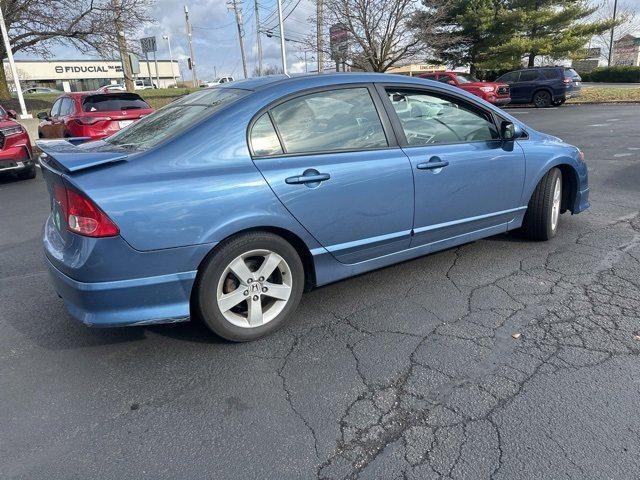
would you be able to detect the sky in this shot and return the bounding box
[19,0,318,81]
[18,0,640,82]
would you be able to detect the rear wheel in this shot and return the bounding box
[521,168,562,241]
[533,90,552,108]
[195,232,304,341]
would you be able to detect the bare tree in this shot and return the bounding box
[0,0,154,99]
[590,0,639,64]
[322,0,425,72]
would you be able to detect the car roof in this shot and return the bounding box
[215,72,455,93]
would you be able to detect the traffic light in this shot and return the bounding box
[187,57,193,70]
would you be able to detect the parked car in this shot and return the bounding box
[37,73,589,341]
[495,67,582,107]
[0,105,35,179]
[418,71,510,105]
[24,87,62,95]
[201,76,235,87]
[36,92,154,140]
[134,79,157,90]
[97,83,126,93]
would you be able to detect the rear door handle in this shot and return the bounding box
[285,172,331,185]
[417,158,449,170]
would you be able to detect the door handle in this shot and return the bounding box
[285,172,331,185]
[417,157,449,170]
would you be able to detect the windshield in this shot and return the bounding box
[456,73,480,84]
[105,88,249,151]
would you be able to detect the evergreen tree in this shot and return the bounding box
[415,0,512,73]
[415,0,618,71]
[493,0,617,67]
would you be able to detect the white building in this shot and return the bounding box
[5,59,181,92]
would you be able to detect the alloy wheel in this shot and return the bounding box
[216,249,292,328]
[550,177,562,231]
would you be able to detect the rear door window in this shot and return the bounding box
[541,69,559,80]
[83,94,150,112]
[250,114,283,156]
[519,70,540,82]
[268,87,388,155]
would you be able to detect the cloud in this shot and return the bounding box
[17,0,319,81]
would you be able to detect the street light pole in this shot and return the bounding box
[0,4,30,118]
[163,35,178,86]
[608,0,618,67]
[277,0,287,74]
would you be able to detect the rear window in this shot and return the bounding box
[564,68,580,79]
[83,94,150,112]
[105,88,249,151]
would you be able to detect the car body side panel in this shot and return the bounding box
[66,107,322,254]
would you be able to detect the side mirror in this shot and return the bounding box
[7,109,17,119]
[501,121,522,140]
[37,111,49,120]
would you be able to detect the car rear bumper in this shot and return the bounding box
[45,254,194,327]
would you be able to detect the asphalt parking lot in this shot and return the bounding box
[2,104,640,479]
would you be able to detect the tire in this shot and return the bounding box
[552,98,566,106]
[521,168,562,241]
[533,90,552,108]
[18,165,36,180]
[195,231,304,341]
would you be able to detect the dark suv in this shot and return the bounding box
[496,67,582,108]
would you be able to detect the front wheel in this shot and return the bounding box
[195,232,304,341]
[520,168,562,241]
[533,90,552,108]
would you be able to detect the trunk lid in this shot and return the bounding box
[36,138,129,173]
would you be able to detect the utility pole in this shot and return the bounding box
[153,49,160,88]
[163,35,178,86]
[0,4,29,118]
[277,0,287,74]
[316,0,323,74]
[184,5,198,87]
[608,0,618,67]
[254,0,263,76]
[112,0,134,92]
[228,0,248,79]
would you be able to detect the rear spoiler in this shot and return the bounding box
[36,138,129,173]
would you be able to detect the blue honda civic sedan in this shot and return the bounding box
[37,73,589,341]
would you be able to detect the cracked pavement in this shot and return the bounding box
[1,104,640,479]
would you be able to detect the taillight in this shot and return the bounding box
[75,116,112,125]
[53,183,119,237]
[563,77,572,84]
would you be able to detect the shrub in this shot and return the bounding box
[581,66,640,83]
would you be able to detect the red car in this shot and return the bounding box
[37,92,154,140]
[0,105,35,180]
[419,71,510,106]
